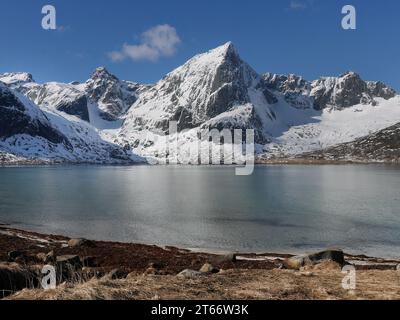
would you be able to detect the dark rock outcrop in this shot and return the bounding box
[0,82,70,145]
[55,95,89,122]
[262,73,311,109]
[311,72,396,110]
[86,67,141,121]
[285,249,345,270]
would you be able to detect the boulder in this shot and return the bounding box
[177,269,204,279]
[285,249,345,270]
[199,263,219,274]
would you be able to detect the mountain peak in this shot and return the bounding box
[91,67,117,81]
[207,41,238,59]
[219,41,236,52]
[340,71,360,79]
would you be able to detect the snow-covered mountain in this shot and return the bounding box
[119,42,277,147]
[0,81,141,164]
[1,42,399,164]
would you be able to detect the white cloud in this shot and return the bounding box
[109,25,181,62]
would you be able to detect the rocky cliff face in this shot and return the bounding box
[27,83,90,122]
[85,67,144,121]
[262,73,312,109]
[310,72,396,110]
[0,82,68,145]
[263,71,396,111]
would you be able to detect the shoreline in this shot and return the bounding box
[2,156,400,167]
[2,222,399,261]
[1,225,400,300]
[2,225,399,265]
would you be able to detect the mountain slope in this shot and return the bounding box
[0,82,68,144]
[0,81,142,163]
[297,122,400,162]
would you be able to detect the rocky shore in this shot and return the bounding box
[1,225,399,300]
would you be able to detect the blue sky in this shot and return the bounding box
[1,0,399,90]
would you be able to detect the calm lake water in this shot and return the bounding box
[0,165,399,258]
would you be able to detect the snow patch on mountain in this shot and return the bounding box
[263,96,400,157]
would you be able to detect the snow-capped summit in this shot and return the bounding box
[90,66,117,80]
[121,41,267,138]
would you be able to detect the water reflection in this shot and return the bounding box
[0,165,399,258]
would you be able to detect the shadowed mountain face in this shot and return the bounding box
[0,82,68,145]
[0,42,399,163]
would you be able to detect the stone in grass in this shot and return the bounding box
[177,269,204,279]
[199,263,220,274]
[285,249,345,270]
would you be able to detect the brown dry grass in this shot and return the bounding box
[8,267,400,300]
